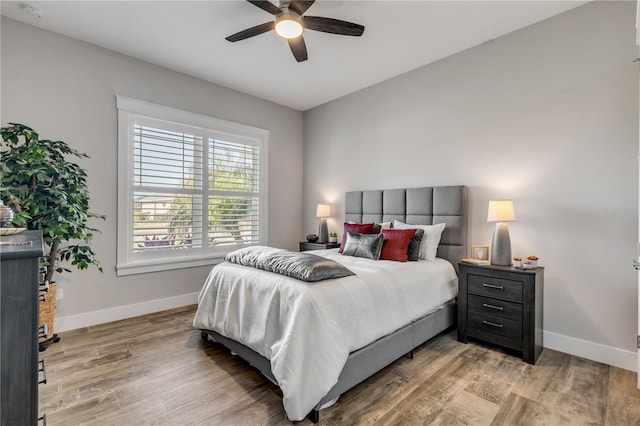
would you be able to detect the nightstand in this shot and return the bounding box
[299,242,341,252]
[457,263,544,364]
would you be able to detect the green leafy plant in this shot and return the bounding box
[0,123,105,282]
[329,232,337,238]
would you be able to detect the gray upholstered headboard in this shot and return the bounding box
[345,186,467,273]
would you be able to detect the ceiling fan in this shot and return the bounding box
[225,0,365,63]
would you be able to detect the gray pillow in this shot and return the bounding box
[225,246,355,282]
[407,228,425,261]
[342,232,384,260]
[372,222,391,233]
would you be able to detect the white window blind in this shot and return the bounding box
[133,124,204,252]
[207,139,260,247]
[117,96,268,275]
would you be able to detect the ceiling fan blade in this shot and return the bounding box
[226,22,275,42]
[288,36,308,62]
[288,0,315,15]
[303,16,365,36]
[247,0,281,15]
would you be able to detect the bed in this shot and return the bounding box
[194,185,467,422]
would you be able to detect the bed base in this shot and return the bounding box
[200,300,457,423]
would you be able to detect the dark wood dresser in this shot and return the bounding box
[1,230,45,425]
[458,263,544,364]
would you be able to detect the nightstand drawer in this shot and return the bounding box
[467,312,523,351]
[468,274,522,302]
[467,294,522,322]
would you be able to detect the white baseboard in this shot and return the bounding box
[55,292,200,333]
[544,330,637,372]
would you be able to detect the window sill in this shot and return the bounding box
[116,255,224,276]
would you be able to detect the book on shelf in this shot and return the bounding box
[461,258,490,266]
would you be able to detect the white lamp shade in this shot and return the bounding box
[316,204,331,218]
[487,200,515,222]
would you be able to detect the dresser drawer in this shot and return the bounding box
[467,312,523,351]
[468,274,522,302]
[467,294,522,322]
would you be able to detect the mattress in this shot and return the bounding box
[193,248,458,420]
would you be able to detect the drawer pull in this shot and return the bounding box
[482,283,504,290]
[38,359,47,385]
[482,320,504,328]
[38,324,48,340]
[482,303,504,311]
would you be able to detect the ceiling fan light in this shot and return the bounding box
[275,13,303,39]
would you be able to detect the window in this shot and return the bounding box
[116,96,268,275]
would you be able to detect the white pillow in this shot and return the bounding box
[393,220,446,261]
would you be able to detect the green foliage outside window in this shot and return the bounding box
[166,155,256,246]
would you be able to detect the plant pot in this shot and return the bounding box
[39,281,61,351]
[329,237,338,243]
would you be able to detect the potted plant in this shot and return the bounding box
[0,123,105,350]
[329,232,338,243]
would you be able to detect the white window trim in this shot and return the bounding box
[116,95,269,276]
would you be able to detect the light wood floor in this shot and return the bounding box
[40,305,640,425]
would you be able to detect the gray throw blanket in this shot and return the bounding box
[224,246,355,282]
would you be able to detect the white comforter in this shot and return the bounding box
[193,248,457,421]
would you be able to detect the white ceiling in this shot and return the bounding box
[1,1,587,111]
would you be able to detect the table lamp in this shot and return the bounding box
[316,204,331,243]
[487,200,515,266]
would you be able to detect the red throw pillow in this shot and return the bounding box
[380,229,417,262]
[339,223,375,253]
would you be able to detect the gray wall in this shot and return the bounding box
[304,2,639,363]
[1,17,303,322]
